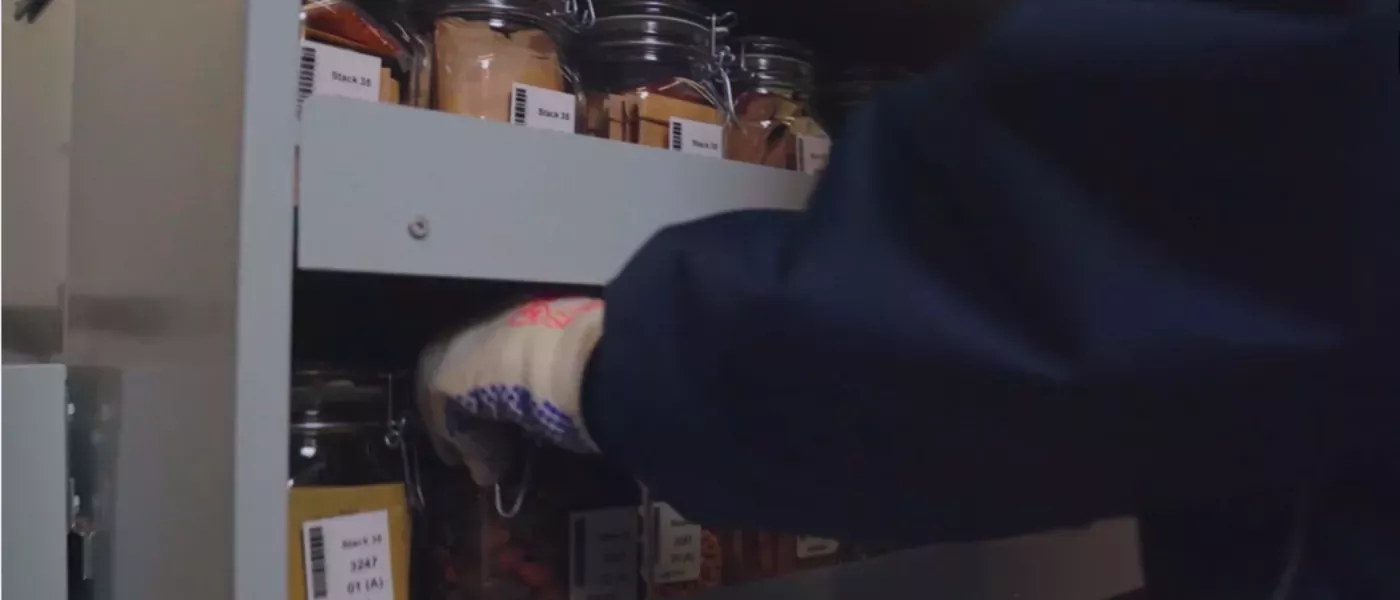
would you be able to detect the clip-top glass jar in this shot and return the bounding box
[725,36,830,174]
[416,447,645,600]
[300,0,428,107]
[578,0,731,152]
[428,0,574,123]
[475,449,644,600]
[288,369,414,600]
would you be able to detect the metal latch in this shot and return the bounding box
[64,368,118,600]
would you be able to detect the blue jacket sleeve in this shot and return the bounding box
[583,0,1400,543]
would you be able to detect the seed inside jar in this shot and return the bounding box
[434,18,565,122]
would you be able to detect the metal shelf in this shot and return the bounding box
[298,97,814,285]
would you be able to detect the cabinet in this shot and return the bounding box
[2,365,69,600]
[54,0,1142,598]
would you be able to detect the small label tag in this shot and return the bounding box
[569,508,639,600]
[511,83,577,133]
[796,135,832,176]
[650,503,703,583]
[298,41,382,111]
[668,118,724,158]
[795,536,839,559]
[301,510,394,600]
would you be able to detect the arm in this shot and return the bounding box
[583,0,1399,543]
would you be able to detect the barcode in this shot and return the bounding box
[669,120,683,151]
[297,45,317,117]
[512,86,529,125]
[308,525,328,598]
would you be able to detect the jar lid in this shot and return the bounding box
[591,0,709,23]
[430,0,565,29]
[733,36,815,94]
[291,369,394,432]
[578,0,725,64]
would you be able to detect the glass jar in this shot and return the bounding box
[719,530,792,586]
[300,0,428,108]
[289,369,404,486]
[479,449,643,600]
[725,36,830,174]
[288,369,414,600]
[577,0,730,151]
[429,0,572,123]
[414,454,484,600]
[413,422,642,600]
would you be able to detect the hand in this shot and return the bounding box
[417,298,604,486]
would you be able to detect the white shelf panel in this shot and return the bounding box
[298,97,814,285]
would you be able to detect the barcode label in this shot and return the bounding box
[301,510,394,600]
[669,120,683,151]
[648,502,702,583]
[297,45,317,117]
[509,83,576,133]
[296,40,382,117]
[667,118,723,158]
[307,525,329,598]
[512,86,529,125]
[569,508,638,600]
[796,134,831,176]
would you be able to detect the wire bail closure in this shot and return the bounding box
[708,12,738,122]
[385,373,426,511]
[493,441,541,519]
[553,0,596,32]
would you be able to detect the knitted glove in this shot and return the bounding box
[417,298,603,486]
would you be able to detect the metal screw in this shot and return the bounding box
[408,217,430,240]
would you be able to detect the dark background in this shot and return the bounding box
[707,0,1015,70]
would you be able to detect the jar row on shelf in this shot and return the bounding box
[287,367,905,600]
[298,0,912,175]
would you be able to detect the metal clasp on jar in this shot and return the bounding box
[385,413,426,511]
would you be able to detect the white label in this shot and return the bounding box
[301,510,394,600]
[795,536,839,559]
[298,40,382,113]
[569,508,639,600]
[796,135,832,176]
[511,83,577,133]
[667,118,724,158]
[650,503,703,583]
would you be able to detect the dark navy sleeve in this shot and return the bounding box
[583,0,1400,543]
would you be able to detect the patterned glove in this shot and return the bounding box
[417,298,604,486]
